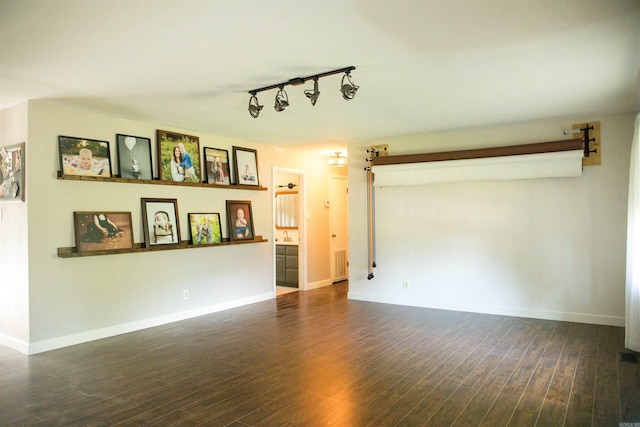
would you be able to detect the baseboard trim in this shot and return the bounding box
[0,332,29,354]
[305,279,333,290]
[22,292,274,355]
[348,292,624,327]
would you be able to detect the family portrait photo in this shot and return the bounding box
[74,212,134,253]
[59,136,112,178]
[157,130,201,183]
[188,213,222,245]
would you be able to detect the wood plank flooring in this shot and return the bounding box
[1,282,639,426]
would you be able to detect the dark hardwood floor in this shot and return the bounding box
[1,282,639,426]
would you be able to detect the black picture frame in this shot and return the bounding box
[188,213,223,245]
[116,134,153,180]
[226,200,255,241]
[141,198,181,247]
[157,129,201,183]
[232,146,259,186]
[58,135,112,178]
[204,147,231,185]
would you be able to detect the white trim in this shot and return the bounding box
[0,332,30,354]
[348,292,624,327]
[22,292,273,355]
[306,279,333,290]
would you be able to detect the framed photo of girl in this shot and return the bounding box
[157,130,201,183]
[74,211,134,253]
[204,147,231,185]
[232,146,259,186]
[0,142,25,202]
[226,200,255,241]
[58,136,112,178]
[141,198,181,247]
[116,134,153,180]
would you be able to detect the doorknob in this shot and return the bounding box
[332,234,337,238]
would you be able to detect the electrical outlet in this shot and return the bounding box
[183,289,189,300]
[403,281,409,290]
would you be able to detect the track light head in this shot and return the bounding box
[274,87,289,112]
[248,94,263,118]
[340,72,359,100]
[304,78,320,106]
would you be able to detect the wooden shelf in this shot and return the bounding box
[57,172,268,191]
[58,236,269,258]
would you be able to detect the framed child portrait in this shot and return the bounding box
[74,211,134,253]
[0,142,25,202]
[232,146,259,186]
[188,213,222,245]
[204,147,231,185]
[157,130,201,183]
[116,134,153,180]
[141,198,181,247]
[58,136,112,178]
[226,200,255,241]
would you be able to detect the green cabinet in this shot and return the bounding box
[276,244,298,287]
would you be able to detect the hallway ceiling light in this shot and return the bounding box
[329,152,347,167]
[247,66,356,118]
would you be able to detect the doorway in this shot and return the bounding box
[330,175,349,282]
[273,168,306,295]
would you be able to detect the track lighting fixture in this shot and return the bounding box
[304,78,320,106]
[248,93,263,118]
[340,71,359,101]
[274,87,289,112]
[247,66,356,118]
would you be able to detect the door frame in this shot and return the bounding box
[272,167,307,291]
[329,174,349,282]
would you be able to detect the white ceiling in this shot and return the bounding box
[1,0,639,150]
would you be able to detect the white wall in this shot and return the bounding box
[22,101,278,353]
[0,102,29,350]
[348,113,635,326]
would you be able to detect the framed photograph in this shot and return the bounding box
[204,147,231,185]
[0,142,25,202]
[58,136,112,177]
[233,146,259,186]
[157,130,201,183]
[74,211,134,253]
[226,200,255,241]
[188,213,222,245]
[141,198,181,247]
[116,134,153,180]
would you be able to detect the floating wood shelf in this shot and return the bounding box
[58,236,269,258]
[57,172,268,191]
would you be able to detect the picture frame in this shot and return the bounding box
[0,142,25,202]
[188,213,223,245]
[116,134,153,180]
[141,198,181,247]
[203,147,231,185]
[157,130,201,183]
[226,200,255,241]
[58,136,112,178]
[74,211,134,253]
[232,146,259,186]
